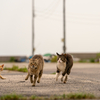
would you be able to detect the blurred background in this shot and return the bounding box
[0,0,100,63]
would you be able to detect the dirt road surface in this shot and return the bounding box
[0,62,100,97]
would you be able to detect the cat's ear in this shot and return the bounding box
[56,52,60,56]
[63,54,67,58]
[64,54,67,57]
[1,64,4,67]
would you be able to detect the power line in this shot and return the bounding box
[35,0,59,12]
[35,10,62,17]
[36,10,100,20]
[67,20,100,25]
[36,11,100,25]
[36,15,62,21]
[35,0,61,19]
[67,12,100,18]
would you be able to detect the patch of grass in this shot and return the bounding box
[62,94,66,99]
[9,57,15,62]
[12,65,19,70]
[96,53,100,58]
[0,94,25,100]
[89,58,95,63]
[49,95,62,100]
[30,93,96,100]
[4,65,28,72]
[79,59,87,63]
[31,95,45,100]
[78,58,97,63]
[67,93,96,99]
[51,56,57,62]
[51,72,56,74]
[18,67,28,72]
[0,93,97,100]
[31,95,36,100]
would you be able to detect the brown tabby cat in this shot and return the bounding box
[0,64,6,79]
[56,53,73,83]
[25,55,44,86]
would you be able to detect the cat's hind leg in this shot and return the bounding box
[37,70,43,83]
[61,70,67,82]
[61,73,68,83]
[63,73,68,83]
[61,71,65,82]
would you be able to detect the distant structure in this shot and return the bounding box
[0,56,27,62]
[70,53,97,59]
[0,53,98,62]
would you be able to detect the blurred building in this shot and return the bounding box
[0,53,99,62]
[0,56,27,62]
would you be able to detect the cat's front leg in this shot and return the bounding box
[56,72,60,81]
[61,71,66,82]
[0,75,6,79]
[32,74,38,87]
[56,68,60,81]
[25,68,30,80]
[25,73,29,80]
[30,75,33,83]
[61,75,64,82]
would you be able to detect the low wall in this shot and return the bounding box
[70,53,97,59]
[0,56,27,62]
[0,53,99,62]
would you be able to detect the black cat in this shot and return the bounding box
[56,52,73,83]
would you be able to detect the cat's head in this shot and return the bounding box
[56,52,67,63]
[29,58,38,70]
[0,64,4,71]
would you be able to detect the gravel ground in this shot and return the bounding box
[0,62,100,97]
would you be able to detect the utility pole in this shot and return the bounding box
[63,0,66,53]
[32,0,34,56]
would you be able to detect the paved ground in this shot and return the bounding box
[0,62,100,97]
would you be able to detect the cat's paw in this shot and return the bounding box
[61,77,63,82]
[31,80,33,83]
[32,83,35,87]
[25,78,28,80]
[32,85,35,87]
[37,80,40,83]
[63,81,66,84]
[3,77,6,79]
[56,78,58,81]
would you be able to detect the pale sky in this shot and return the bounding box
[0,0,100,56]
